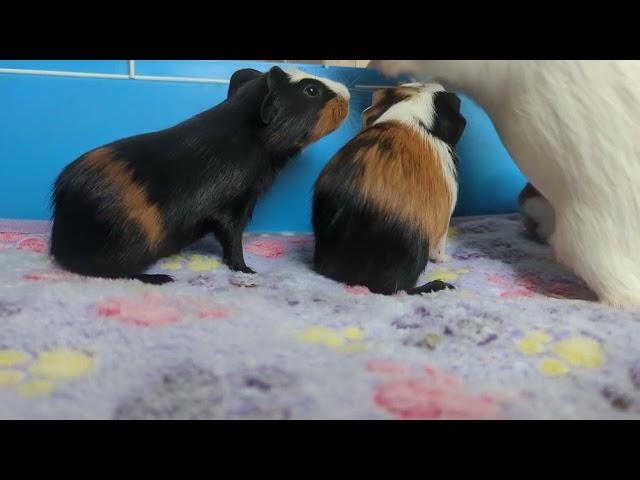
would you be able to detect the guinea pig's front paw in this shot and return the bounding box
[230,264,256,275]
[409,280,455,295]
[427,280,456,292]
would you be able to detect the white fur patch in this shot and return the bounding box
[522,196,555,243]
[284,69,351,101]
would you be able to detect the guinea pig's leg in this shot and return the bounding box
[430,235,450,263]
[212,216,255,274]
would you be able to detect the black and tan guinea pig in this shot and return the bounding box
[312,82,466,295]
[50,66,350,284]
[518,182,555,245]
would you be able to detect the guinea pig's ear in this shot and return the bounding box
[260,66,288,124]
[371,88,391,106]
[433,92,467,146]
[266,65,288,90]
[362,88,395,128]
[228,68,263,98]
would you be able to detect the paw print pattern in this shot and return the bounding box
[0,302,22,318]
[514,331,606,376]
[244,239,286,258]
[0,349,96,397]
[113,364,224,420]
[296,326,366,353]
[23,271,80,282]
[159,254,221,272]
[0,233,48,253]
[488,275,537,299]
[95,292,231,327]
[488,274,591,300]
[367,361,505,419]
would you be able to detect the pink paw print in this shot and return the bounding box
[95,292,231,327]
[244,239,286,258]
[0,232,26,242]
[488,274,539,299]
[16,236,48,253]
[96,292,181,327]
[365,360,410,375]
[543,281,593,300]
[345,285,370,296]
[286,236,311,245]
[368,361,504,420]
[23,271,79,282]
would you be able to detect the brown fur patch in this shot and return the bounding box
[82,147,163,250]
[310,96,349,142]
[355,121,453,248]
[363,86,420,128]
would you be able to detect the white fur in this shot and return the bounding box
[522,195,555,244]
[431,234,450,263]
[371,60,640,307]
[284,69,351,101]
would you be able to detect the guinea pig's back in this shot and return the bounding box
[313,121,453,293]
[50,143,168,276]
[349,121,453,247]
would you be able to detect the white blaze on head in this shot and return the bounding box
[371,81,458,209]
[284,69,351,102]
[375,82,446,130]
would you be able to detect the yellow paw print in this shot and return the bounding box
[0,370,26,387]
[0,350,30,367]
[515,331,552,354]
[187,254,221,272]
[553,337,605,369]
[30,350,94,379]
[514,332,605,376]
[296,326,366,353]
[0,348,95,397]
[426,268,470,283]
[159,255,183,270]
[538,357,570,376]
[160,254,221,272]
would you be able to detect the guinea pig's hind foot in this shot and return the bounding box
[130,274,175,285]
[407,280,455,295]
[227,262,256,274]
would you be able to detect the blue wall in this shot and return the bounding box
[0,60,526,231]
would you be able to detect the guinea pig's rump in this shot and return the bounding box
[313,120,455,294]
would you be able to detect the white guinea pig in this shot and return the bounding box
[369,60,640,308]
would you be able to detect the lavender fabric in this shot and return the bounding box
[0,214,639,419]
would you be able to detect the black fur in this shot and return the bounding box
[312,91,466,296]
[50,66,345,283]
[431,91,466,146]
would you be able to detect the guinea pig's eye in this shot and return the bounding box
[304,85,320,97]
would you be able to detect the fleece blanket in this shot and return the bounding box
[0,214,639,420]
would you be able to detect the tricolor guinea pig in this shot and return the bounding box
[312,82,466,295]
[50,66,350,284]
